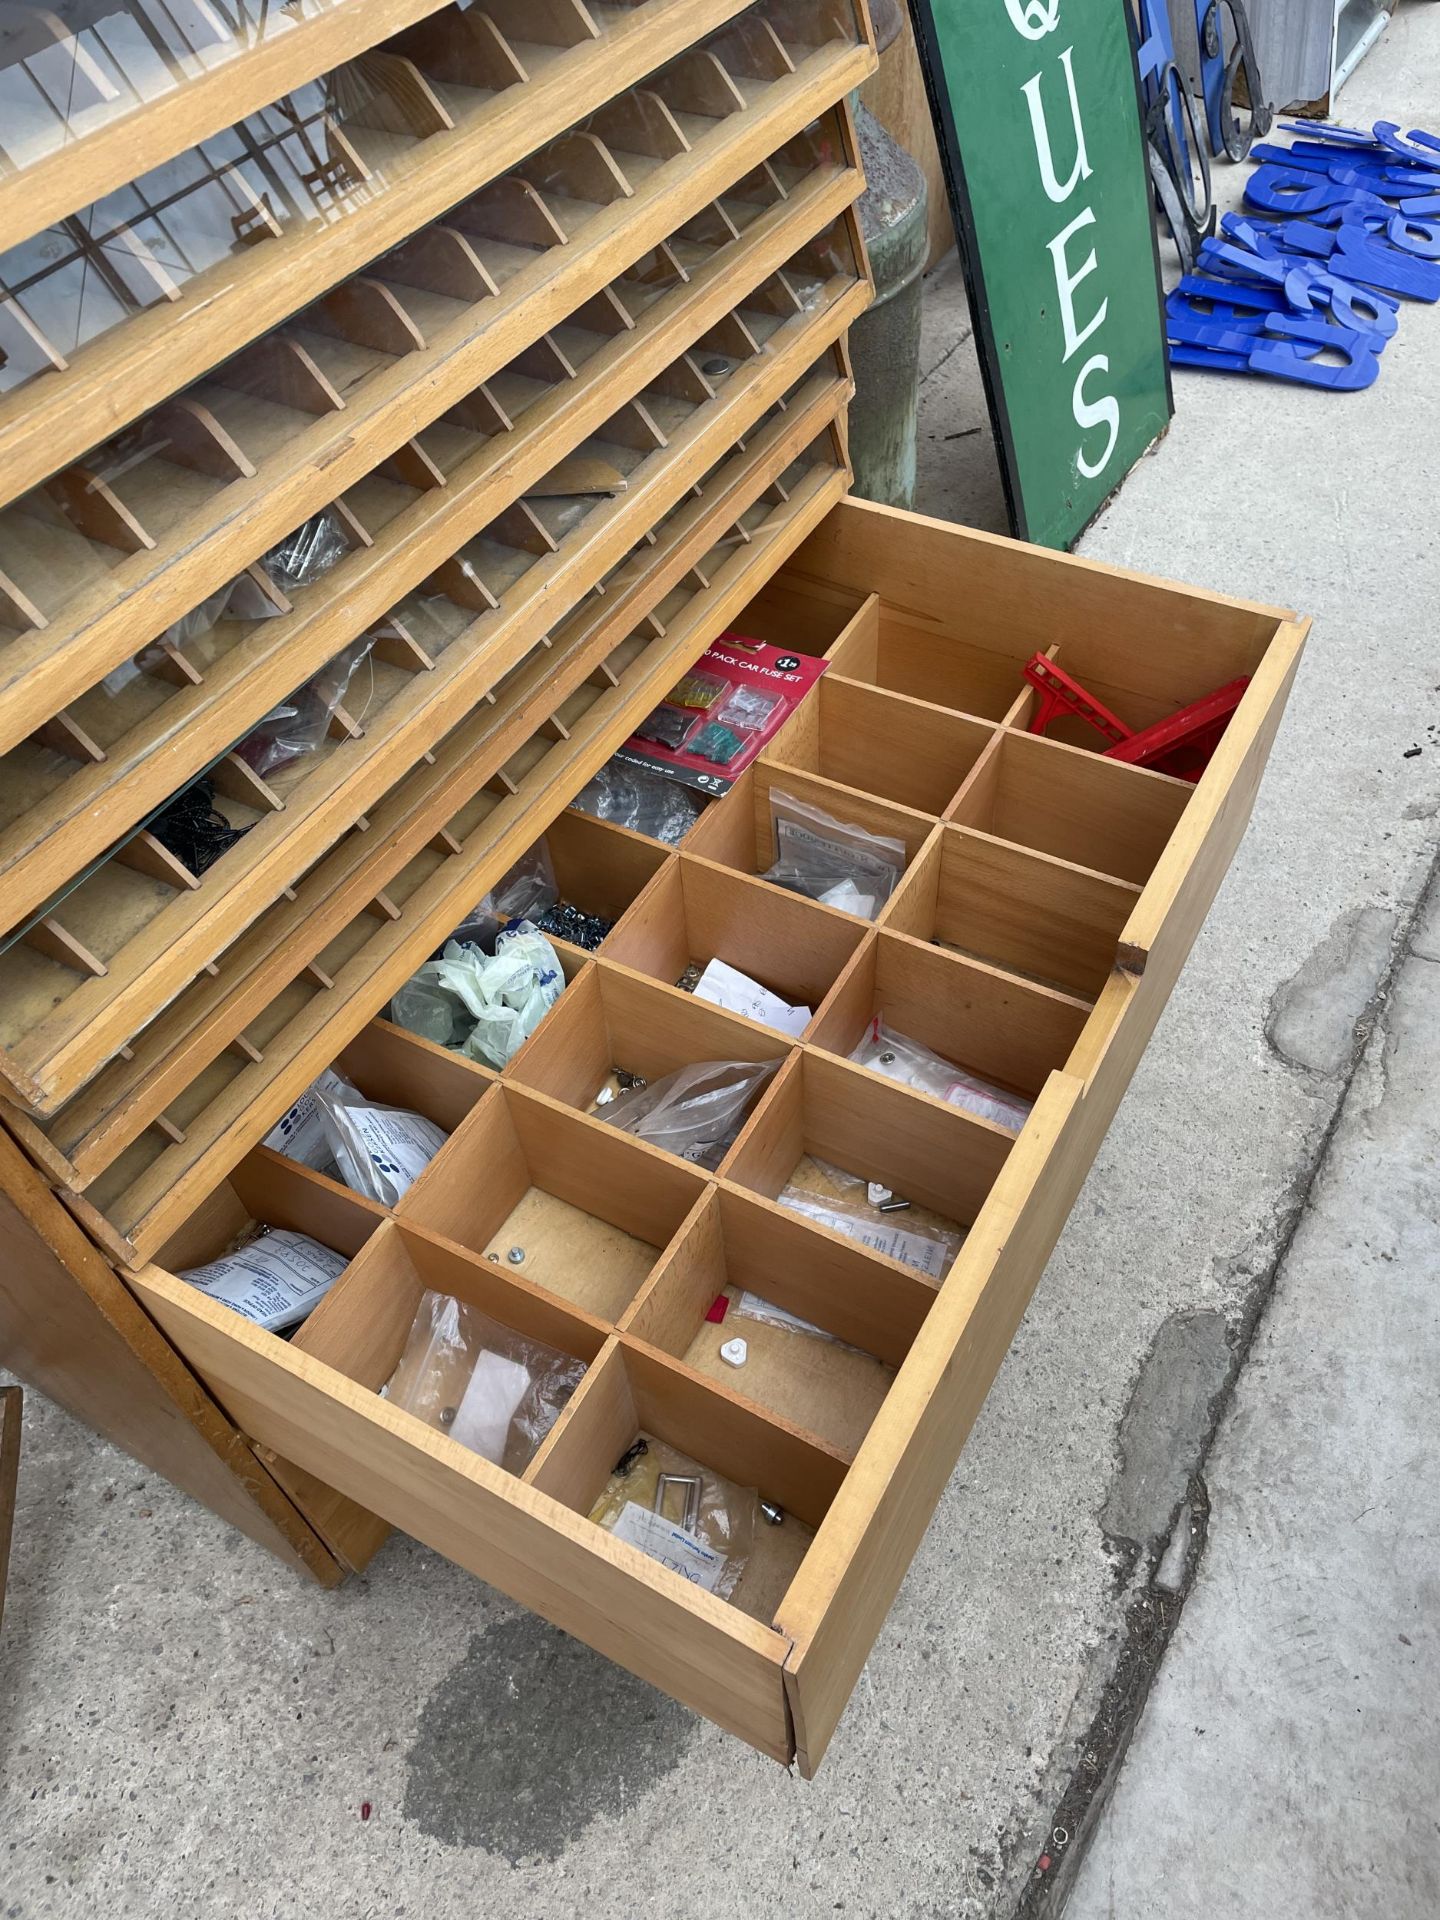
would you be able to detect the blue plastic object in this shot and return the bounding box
[1170,273,1393,350]
[1167,311,1381,389]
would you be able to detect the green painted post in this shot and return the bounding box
[912,0,1172,550]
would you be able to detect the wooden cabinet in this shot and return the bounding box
[0,0,1303,1775]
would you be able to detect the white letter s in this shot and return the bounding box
[1073,354,1119,479]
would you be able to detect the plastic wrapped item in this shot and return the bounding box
[264,1065,348,1175]
[568,758,707,844]
[669,668,730,710]
[850,1016,1033,1130]
[761,790,906,921]
[390,922,564,1067]
[312,1073,448,1206]
[777,1157,966,1280]
[444,843,558,956]
[635,703,698,750]
[616,636,827,794]
[594,1058,779,1170]
[731,1291,842,1346]
[233,636,374,778]
[255,509,349,599]
[99,583,236,696]
[147,776,248,876]
[384,1289,585,1471]
[590,1436,756,1599]
[180,1229,348,1333]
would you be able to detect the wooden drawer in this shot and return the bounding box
[123,496,1305,1774]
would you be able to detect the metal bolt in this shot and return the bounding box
[507,1246,525,1265]
[878,1197,911,1213]
[485,1251,500,1262]
[439,1407,456,1428]
[759,1500,785,1526]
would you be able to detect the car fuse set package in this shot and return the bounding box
[615,633,828,794]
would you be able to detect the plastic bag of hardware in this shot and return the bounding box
[594,1058,778,1170]
[180,1229,349,1334]
[233,636,374,778]
[390,923,564,1066]
[264,1065,349,1174]
[730,1290,842,1346]
[568,758,707,844]
[777,1157,965,1280]
[589,1436,757,1599]
[254,509,349,601]
[384,1289,585,1471]
[444,842,558,956]
[850,1015,1033,1130]
[312,1073,448,1206]
[761,790,906,920]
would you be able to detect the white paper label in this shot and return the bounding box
[693,957,811,1037]
[449,1348,530,1463]
[610,1500,728,1593]
[181,1230,348,1333]
[264,1067,347,1172]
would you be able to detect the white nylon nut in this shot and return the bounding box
[719,1337,748,1368]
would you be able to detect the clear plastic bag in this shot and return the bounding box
[850,1016,1033,1130]
[731,1291,841,1346]
[263,1065,348,1175]
[589,1437,756,1599]
[390,922,564,1067]
[255,509,349,599]
[233,635,374,778]
[568,759,706,844]
[762,790,906,920]
[777,1157,966,1280]
[443,842,558,956]
[594,1058,778,1170]
[312,1073,448,1206]
[180,1229,348,1334]
[383,1289,585,1472]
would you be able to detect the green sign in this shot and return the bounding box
[912,0,1172,549]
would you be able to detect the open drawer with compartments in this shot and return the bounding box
[94,497,1302,1774]
[0,0,1303,1781]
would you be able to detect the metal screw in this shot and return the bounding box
[879,1050,896,1065]
[485,1251,500,1262]
[878,1197,911,1213]
[507,1246,525,1265]
[759,1500,785,1526]
[439,1407,456,1428]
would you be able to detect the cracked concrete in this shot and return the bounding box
[1101,1313,1231,1545]
[1264,907,1398,1077]
[3,10,1440,1917]
[1070,887,1440,1919]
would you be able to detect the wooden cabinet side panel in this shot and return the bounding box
[777,1070,1092,1775]
[0,1125,341,1586]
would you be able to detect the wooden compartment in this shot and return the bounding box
[882,825,1140,1002]
[397,1081,706,1320]
[807,928,1090,1121]
[765,673,998,816]
[604,852,868,1015]
[622,1182,934,1455]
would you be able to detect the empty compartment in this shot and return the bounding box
[525,1339,838,1624]
[810,930,1090,1128]
[723,1049,1012,1281]
[623,1185,936,1457]
[815,590,1039,723]
[721,572,869,656]
[507,963,791,1158]
[684,764,935,921]
[397,1081,705,1322]
[765,676,997,818]
[292,1218,607,1476]
[885,825,1139,1002]
[948,730,1192,886]
[604,857,867,1029]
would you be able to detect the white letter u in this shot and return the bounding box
[1021,46,1092,204]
